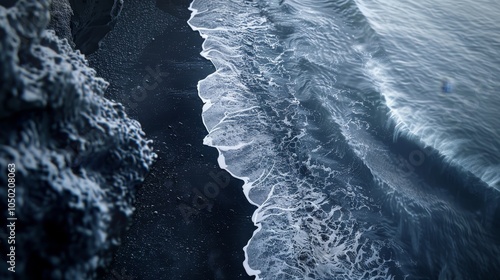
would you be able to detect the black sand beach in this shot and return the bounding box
[3,0,500,279]
[88,1,256,279]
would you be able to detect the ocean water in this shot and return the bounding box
[187,0,500,279]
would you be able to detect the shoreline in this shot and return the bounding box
[88,0,256,279]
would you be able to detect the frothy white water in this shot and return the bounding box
[188,0,500,278]
[188,0,395,279]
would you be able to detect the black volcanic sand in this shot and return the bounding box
[88,0,256,279]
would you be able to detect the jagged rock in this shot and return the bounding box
[67,0,123,54]
[47,0,123,54]
[0,1,155,279]
[48,0,74,47]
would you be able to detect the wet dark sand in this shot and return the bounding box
[88,0,256,279]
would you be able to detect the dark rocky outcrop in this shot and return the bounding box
[0,1,155,279]
[68,0,123,54]
[48,0,74,47]
[47,0,123,54]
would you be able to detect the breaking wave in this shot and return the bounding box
[189,0,500,279]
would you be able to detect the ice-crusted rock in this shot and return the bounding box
[0,1,155,279]
[48,0,75,48]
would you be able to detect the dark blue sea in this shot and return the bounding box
[187,0,500,279]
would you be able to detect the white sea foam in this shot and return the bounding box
[188,0,396,279]
[188,0,500,278]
